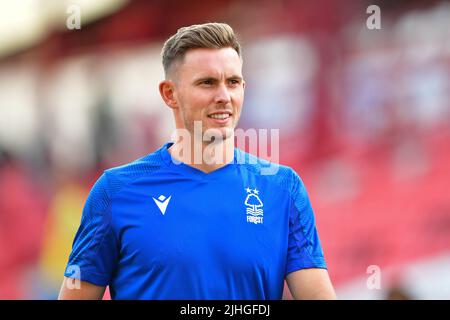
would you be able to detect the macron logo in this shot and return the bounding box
[152,195,172,215]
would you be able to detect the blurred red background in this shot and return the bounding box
[0,0,449,299]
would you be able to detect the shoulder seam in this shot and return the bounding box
[104,154,166,203]
[237,154,295,197]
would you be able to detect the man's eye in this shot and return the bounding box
[229,80,240,85]
[202,80,213,85]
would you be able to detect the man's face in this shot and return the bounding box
[170,47,245,142]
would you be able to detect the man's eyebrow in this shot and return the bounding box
[227,75,243,81]
[193,75,243,83]
[194,76,218,83]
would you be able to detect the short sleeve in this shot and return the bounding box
[64,173,119,286]
[286,170,327,275]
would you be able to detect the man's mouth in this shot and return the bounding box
[207,112,232,123]
[208,113,231,120]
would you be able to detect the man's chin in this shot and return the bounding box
[203,127,234,142]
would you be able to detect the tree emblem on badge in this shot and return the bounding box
[245,188,263,216]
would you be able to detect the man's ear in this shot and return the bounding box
[159,80,178,109]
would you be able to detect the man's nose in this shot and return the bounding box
[214,83,231,104]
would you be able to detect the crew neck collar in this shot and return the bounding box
[159,142,241,178]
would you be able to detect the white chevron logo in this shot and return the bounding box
[152,195,172,215]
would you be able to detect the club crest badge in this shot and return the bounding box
[245,187,263,224]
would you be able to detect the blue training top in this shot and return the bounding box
[64,142,327,299]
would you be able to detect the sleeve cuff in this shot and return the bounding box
[64,268,110,287]
[286,256,327,276]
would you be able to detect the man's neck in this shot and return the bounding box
[168,137,235,174]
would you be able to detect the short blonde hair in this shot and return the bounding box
[161,22,241,77]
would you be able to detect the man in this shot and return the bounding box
[59,23,336,300]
